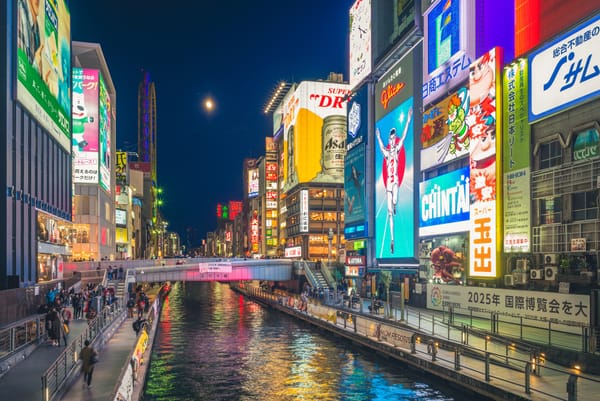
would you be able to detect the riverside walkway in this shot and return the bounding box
[2,283,599,401]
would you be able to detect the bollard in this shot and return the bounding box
[454,348,461,371]
[525,362,531,394]
[567,374,578,401]
[485,352,490,382]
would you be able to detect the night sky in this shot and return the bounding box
[71,1,355,244]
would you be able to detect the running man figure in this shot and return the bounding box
[376,107,412,253]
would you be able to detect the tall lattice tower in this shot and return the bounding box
[138,71,157,185]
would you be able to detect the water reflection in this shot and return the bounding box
[144,282,474,401]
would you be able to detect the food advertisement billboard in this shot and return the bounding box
[503,59,531,253]
[374,51,416,260]
[529,13,600,123]
[72,68,99,184]
[282,81,352,191]
[468,47,502,278]
[420,87,470,170]
[349,0,371,90]
[16,0,71,150]
[99,74,111,193]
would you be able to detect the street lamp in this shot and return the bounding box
[328,227,334,266]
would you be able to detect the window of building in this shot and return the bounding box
[540,197,562,224]
[572,190,598,221]
[539,140,562,169]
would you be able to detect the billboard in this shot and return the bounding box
[422,0,475,106]
[373,0,416,64]
[16,0,71,150]
[374,51,416,260]
[515,0,600,57]
[282,81,351,191]
[72,68,99,184]
[99,74,111,193]
[344,144,367,239]
[420,87,470,170]
[116,209,127,226]
[248,168,259,198]
[529,13,600,123]
[115,227,128,244]
[349,0,371,90]
[300,190,309,233]
[468,47,501,278]
[503,59,531,253]
[419,166,469,236]
[115,151,128,186]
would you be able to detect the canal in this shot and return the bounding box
[143,281,486,401]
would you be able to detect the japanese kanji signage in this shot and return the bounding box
[529,13,600,122]
[427,284,590,326]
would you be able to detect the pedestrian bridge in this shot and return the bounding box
[124,258,294,283]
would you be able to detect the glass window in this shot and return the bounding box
[573,190,598,221]
[540,197,562,224]
[572,128,599,162]
[539,140,562,169]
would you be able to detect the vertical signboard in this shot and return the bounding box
[248,168,259,198]
[345,84,368,239]
[282,82,351,191]
[422,0,475,106]
[16,0,71,150]
[349,0,372,90]
[99,74,111,193]
[468,47,501,278]
[529,13,600,123]
[300,189,309,233]
[72,68,99,184]
[115,151,128,186]
[503,59,531,252]
[375,51,415,260]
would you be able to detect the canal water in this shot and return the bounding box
[143,282,484,401]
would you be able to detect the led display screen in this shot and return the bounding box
[72,68,99,184]
[99,74,111,193]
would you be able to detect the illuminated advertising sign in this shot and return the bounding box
[248,168,259,198]
[282,81,351,190]
[420,87,470,170]
[115,151,128,186]
[468,47,501,278]
[423,0,475,106]
[419,167,469,236]
[16,0,71,150]
[349,0,371,90]
[515,0,600,57]
[285,246,302,258]
[229,201,242,221]
[116,209,127,226]
[529,13,600,123]
[344,144,367,239]
[250,211,259,247]
[427,284,590,326]
[573,129,599,161]
[265,136,277,161]
[72,68,99,184]
[99,75,111,193]
[503,59,531,253]
[265,162,278,181]
[374,51,416,260]
[373,0,416,64]
[347,84,368,151]
[116,227,128,243]
[300,190,309,233]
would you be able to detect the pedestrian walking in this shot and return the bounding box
[80,340,98,388]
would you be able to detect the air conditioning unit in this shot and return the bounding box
[516,259,527,270]
[530,269,544,280]
[504,274,515,286]
[545,266,558,280]
[544,254,558,265]
[514,272,528,285]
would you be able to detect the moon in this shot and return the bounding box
[203,98,215,112]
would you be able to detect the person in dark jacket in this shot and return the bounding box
[80,339,98,388]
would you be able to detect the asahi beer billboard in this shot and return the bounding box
[282,81,352,191]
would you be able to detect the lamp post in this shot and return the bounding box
[160,221,168,257]
[328,227,334,266]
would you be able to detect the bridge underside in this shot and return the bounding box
[129,259,293,283]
